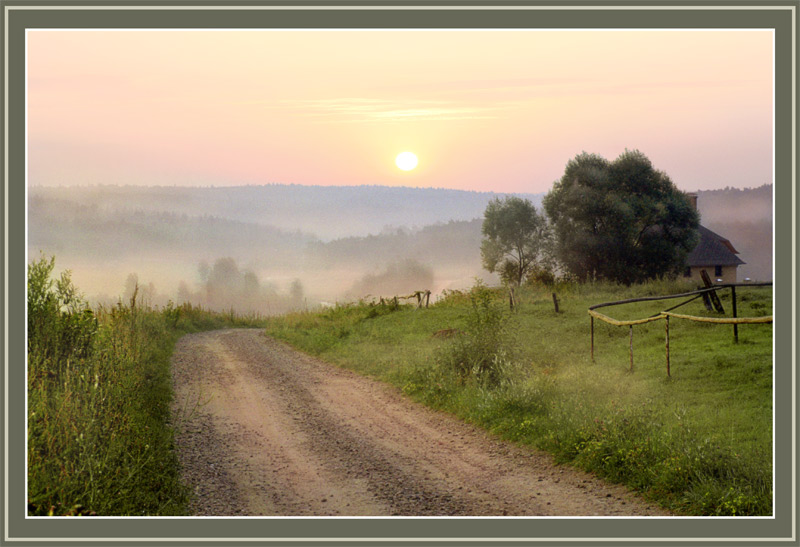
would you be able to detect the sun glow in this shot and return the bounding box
[395,152,418,171]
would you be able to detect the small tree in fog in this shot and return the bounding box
[289,279,304,309]
[197,260,210,283]
[480,197,551,286]
[177,281,193,305]
[123,273,139,306]
[243,271,260,299]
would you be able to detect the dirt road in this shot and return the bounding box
[170,329,669,516]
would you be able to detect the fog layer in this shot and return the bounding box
[28,184,772,312]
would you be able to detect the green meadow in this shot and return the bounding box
[264,279,773,516]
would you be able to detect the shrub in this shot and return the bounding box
[436,281,518,386]
[525,267,556,287]
[28,255,97,370]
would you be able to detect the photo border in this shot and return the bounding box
[3,1,796,545]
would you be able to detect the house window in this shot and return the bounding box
[715,265,723,277]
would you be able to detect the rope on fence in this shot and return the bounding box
[590,309,773,326]
[660,311,773,324]
[588,309,665,326]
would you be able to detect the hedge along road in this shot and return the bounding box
[170,329,669,516]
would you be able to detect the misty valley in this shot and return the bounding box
[28,183,772,316]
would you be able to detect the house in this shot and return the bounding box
[684,193,745,284]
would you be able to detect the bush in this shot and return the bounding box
[28,255,97,370]
[436,281,518,386]
[525,267,556,287]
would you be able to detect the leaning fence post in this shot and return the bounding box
[665,315,670,377]
[629,325,634,372]
[731,285,738,343]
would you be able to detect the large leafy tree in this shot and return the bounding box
[543,150,699,284]
[481,196,551,286]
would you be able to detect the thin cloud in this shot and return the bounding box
[377,76,764,102]
[281,98,506,123]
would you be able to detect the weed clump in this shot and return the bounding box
[436,281,518,386]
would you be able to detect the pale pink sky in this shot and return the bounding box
[27,30,773,193]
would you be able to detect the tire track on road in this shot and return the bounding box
[171,329,670,517]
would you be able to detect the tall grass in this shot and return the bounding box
[27,256,267,516]
[265,279,773,516]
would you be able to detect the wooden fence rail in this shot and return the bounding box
[589,282,772,376]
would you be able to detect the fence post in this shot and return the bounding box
[731,285,738,343]
[629,325,634,372]
[700,270,725,313]
[665,315,670,377]
[590,316,594,362]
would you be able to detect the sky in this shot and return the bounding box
[27,29,773,194]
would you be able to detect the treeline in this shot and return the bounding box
[307,219,483,269]
[177,258,306,314]
[113,259,307,316]
[28,195,315,263]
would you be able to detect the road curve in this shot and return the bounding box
[170,329,669,517]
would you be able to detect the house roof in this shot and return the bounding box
[687,225,745,267]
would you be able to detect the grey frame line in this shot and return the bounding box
[4,1,796,546]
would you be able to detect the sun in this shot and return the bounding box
[395,151,418,171]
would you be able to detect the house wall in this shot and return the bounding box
[685,266,738,285]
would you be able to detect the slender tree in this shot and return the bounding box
[480,196,551,286]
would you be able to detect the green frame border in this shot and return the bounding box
[3,2,796,545]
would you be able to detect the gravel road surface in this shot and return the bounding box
[170,329,669,516]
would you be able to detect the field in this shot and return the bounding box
[264,279,773,516]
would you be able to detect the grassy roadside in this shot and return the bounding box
[27,256,268,516]
[264,279,773,516]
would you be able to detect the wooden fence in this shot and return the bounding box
[588,282,772,376]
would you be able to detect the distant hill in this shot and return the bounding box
[28,195,316,267]
[696,185,772,225]
[30,184,543,241]
[695,185,772,282]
